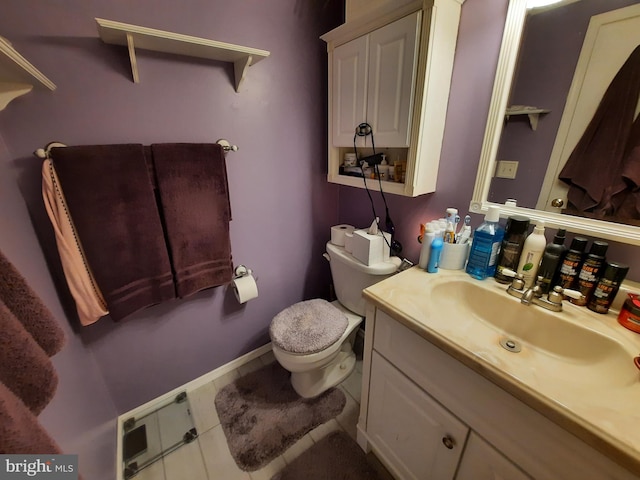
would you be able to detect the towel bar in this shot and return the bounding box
[35,140,237,159]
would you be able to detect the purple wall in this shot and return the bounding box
[3,1,638,478]
[491,0,639,207]
[0,1,342,477]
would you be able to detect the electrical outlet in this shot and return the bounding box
[496,160,519,179]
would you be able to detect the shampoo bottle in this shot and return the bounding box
[465,206,504,280]
[516,222,547,288]
[537,229,568,294]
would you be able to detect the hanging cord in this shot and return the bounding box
[353,124,402,255]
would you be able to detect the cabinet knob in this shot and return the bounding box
[551,198,564,208]
[442,436,455,449]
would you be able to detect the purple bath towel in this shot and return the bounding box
[50,144,176,321]
[0,249,64,356]
[0,300,58,415]
[152,143,233,297]
[0,381,62,454]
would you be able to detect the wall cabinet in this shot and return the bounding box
[322,0,464,197]
[358,308,638,480]
[332,12,419,148]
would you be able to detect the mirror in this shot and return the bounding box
[471,0,640,246]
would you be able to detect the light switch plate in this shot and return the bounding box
[496,160,518,179]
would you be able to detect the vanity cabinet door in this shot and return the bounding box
[455,432,532,480]
[368,351,469,480]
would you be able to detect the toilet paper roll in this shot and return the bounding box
[330,224,355,246]
[232,274,259,304]
[344,232,354,253]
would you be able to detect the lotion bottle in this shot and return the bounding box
[516,222,546,288]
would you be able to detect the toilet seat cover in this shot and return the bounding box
[269,299,348,354]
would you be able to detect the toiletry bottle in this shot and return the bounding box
[465,206,504,280]
[537,229,568,294]
[418,223,436,270]
[427,230,444,273]
[571,240,608,306]
[516,222,546,288]
[555,237,588,290]
[494,215,530,284]
[588,261,629,314]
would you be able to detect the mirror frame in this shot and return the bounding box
[470,0,640,246]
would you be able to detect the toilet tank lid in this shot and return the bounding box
[326,242,401,275]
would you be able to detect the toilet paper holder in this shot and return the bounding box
[234,265,255,279]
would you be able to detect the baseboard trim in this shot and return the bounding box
[115,342,273,480]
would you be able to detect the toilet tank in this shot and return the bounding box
[325,242,400,316]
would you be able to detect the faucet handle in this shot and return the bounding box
[501,268,525,291]
[548,286,584,305]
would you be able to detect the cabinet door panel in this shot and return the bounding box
[456,432,532,480]
[368,351,468,480]
[332,35,368,146]
[366,11,420,147]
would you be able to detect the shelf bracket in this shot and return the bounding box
[233,56,252,93]
[0,83,33,110]
[126,33,140,83]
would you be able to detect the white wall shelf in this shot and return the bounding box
[95,18,270,93]
[0,36,56,111]
[505,105,550,131]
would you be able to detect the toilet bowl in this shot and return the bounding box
[269,241,400,398]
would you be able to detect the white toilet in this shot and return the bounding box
[269,241,400,398]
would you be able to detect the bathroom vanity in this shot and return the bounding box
[358,267,640,479]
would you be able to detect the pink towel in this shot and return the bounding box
[0,250,64,356]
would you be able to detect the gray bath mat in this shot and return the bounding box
[271,431,384,480]
[214,361,346,471]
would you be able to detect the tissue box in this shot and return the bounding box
[351,229,391,265]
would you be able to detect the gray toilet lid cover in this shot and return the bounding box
[269,299,348,354]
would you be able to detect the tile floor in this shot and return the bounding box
[132,350,365,480]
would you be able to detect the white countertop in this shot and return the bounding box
[363,266,640,475]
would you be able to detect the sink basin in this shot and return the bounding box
[428,278,639,389]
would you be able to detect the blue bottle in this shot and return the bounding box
[466,206,505,280]
[427,233,443,273]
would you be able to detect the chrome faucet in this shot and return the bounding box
[505,271,584,312]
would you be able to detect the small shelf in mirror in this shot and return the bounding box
[95,18,270,93]
[0,36,56,111]
[505,105,550,130]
